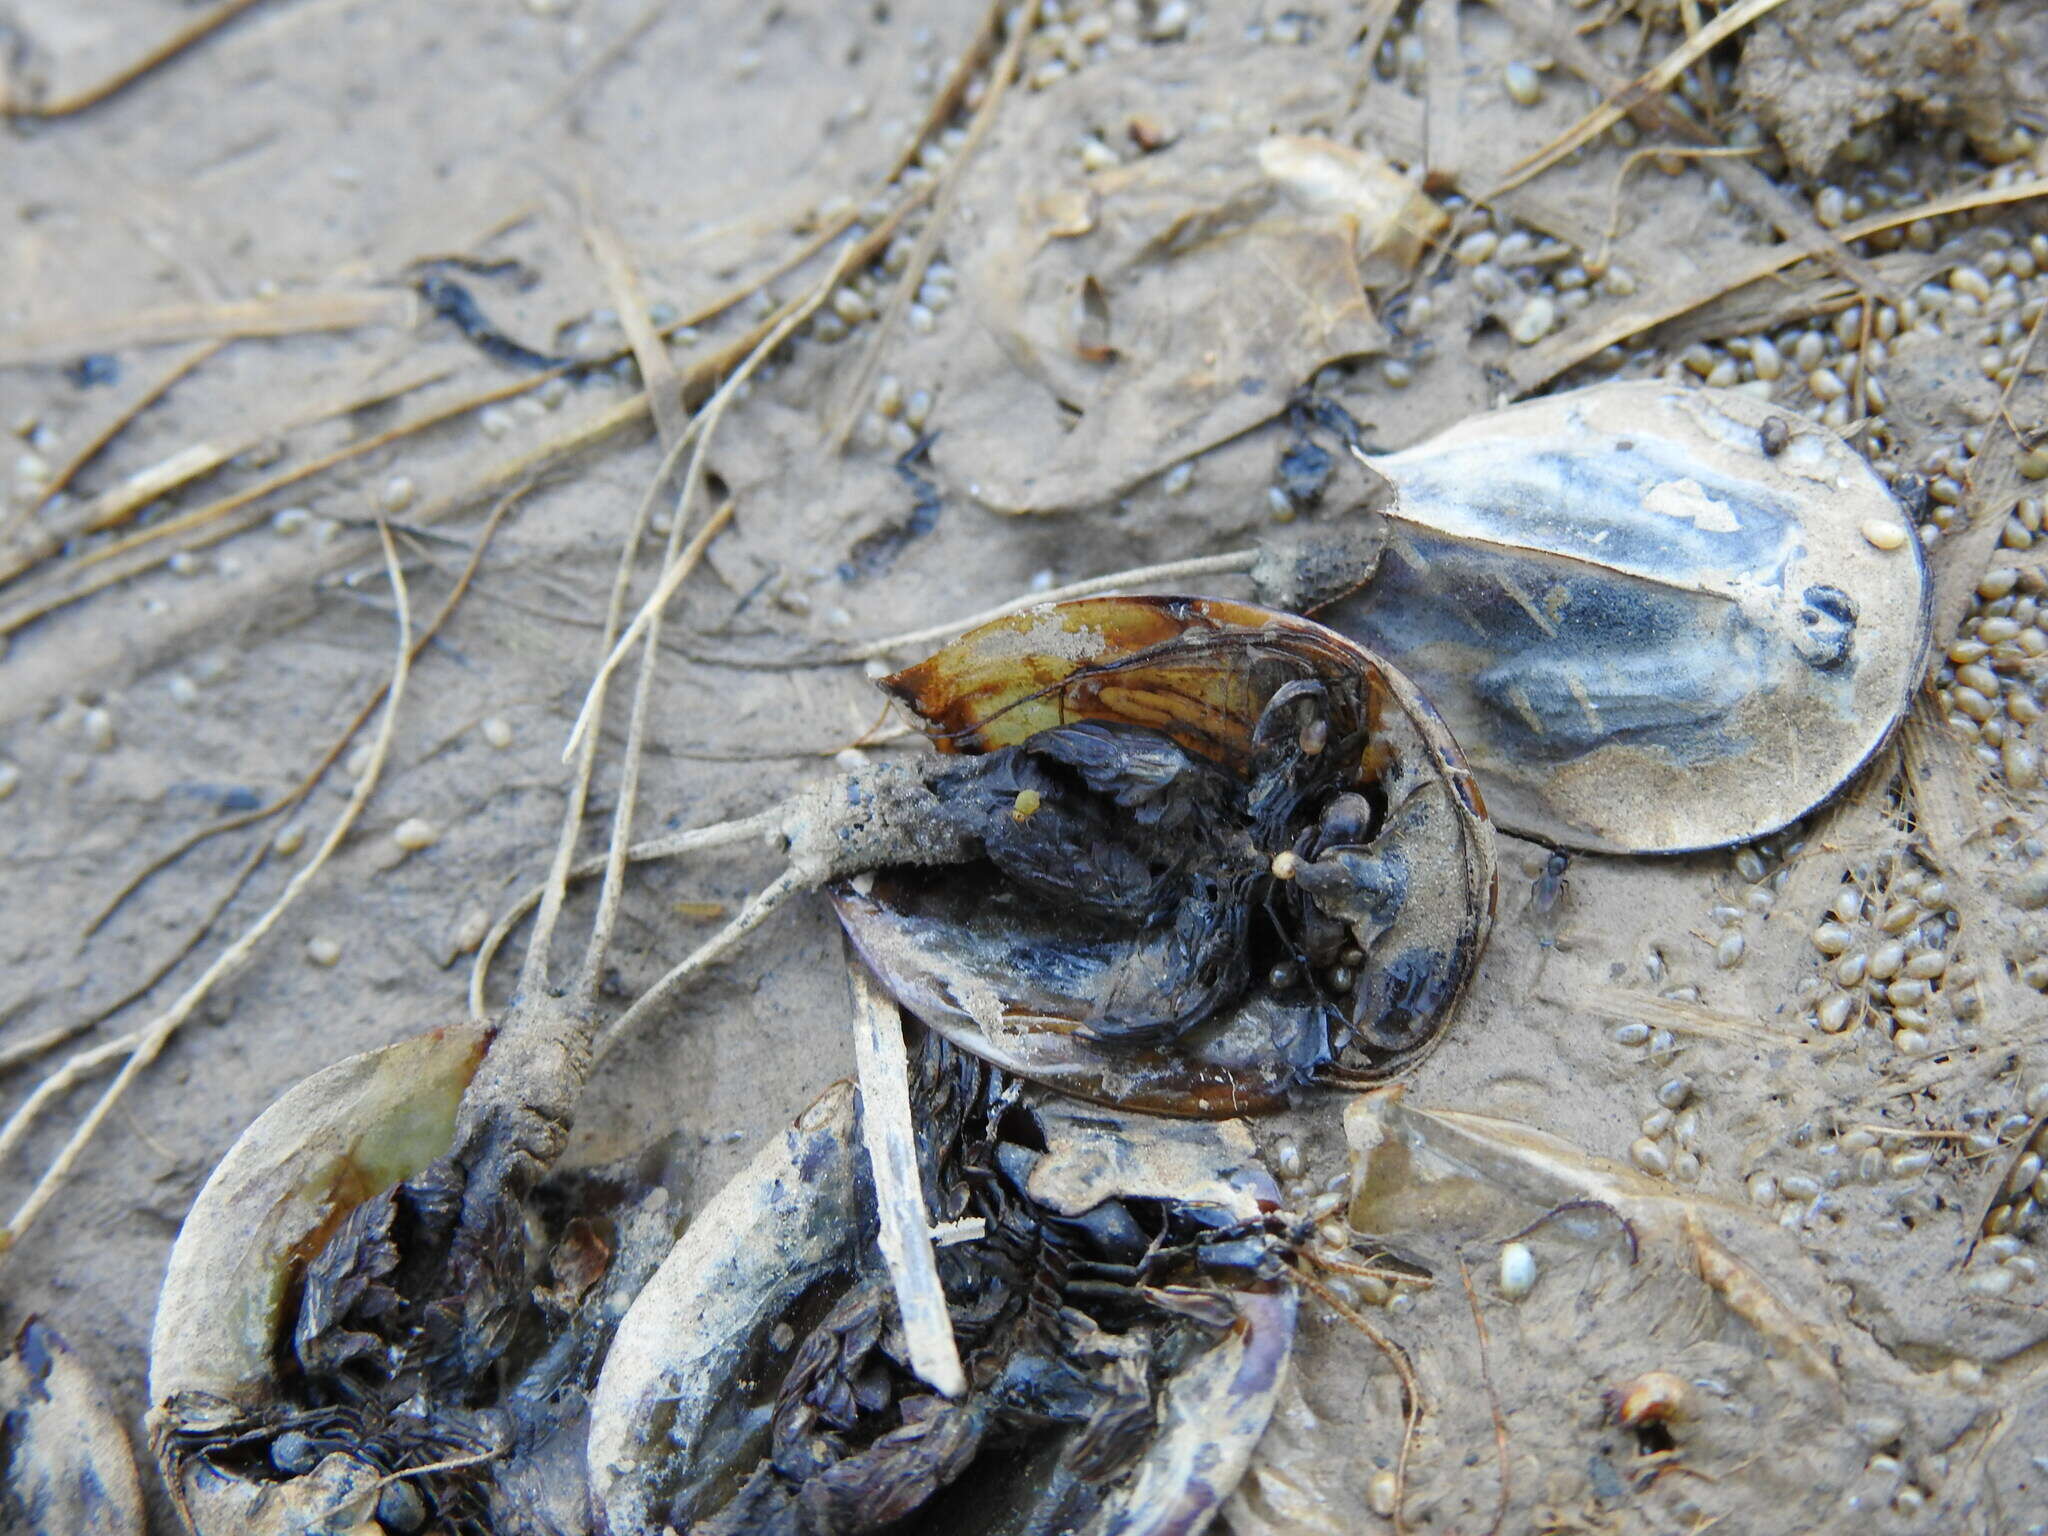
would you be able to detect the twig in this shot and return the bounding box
[1995,298,2047,447]
[0,374,568,636]
[1480,0,1887,299]
[0,1019,109,1076]
[846,955,967,1397]
[0,523,413,1257]
[0,0,270,118]
[1589,145,1758,277]
[516,396,726,1001]
[522,0,672,129]
[0,357,453,589]
[826,0,1038,449]
[1457,1254,1512,1536]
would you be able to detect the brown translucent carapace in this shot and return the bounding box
[833,596,1496,1117]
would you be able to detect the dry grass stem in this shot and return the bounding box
[0,289,411,367]
[827,0,1040,449]
[1488,0,1795,197]
[0,0,271,118]
[0,523,413,1257]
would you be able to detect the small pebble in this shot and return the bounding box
[1499,1241,1538,1299]
[392,817,440,852]
[481,716,515,750]
[306,936,343,967]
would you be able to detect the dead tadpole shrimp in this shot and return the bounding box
[587,1030,1300,1536]
[829,381,1932,856]
[832,594,1497,1115]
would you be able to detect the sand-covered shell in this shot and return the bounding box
[1299,380,1930,853]
[834,595,1496,1116]
[147,1024,488,1534]
[2,1319,147,1535]
[588,1079,1296,1536]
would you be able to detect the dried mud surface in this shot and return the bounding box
[3,1,2048,1532]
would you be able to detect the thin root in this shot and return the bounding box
[1457,1253,1512,1536]
[0,523,414,1258]
[85,483,526,937]
[593,865,808,1059]
[0,0,268,118]
[1294,1265,1423,1536]
[469,810,784,1021]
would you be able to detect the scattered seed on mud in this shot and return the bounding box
[391,818,440,852]
[306,936,342,966]
[1499,1241,1537,1299]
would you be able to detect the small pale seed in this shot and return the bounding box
[392,818,439,852]
[1499,1241,1538,1299]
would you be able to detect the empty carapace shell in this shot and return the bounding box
[1287,381,1931,854]
[147,1024,490,1534]
[833,596,1496,1117]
